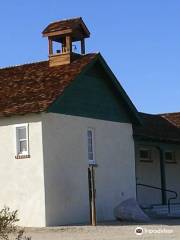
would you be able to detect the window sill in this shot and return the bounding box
[15,155,30,159]
[165,161,177,164]
[140,159,153,163]
[89,163,98,167]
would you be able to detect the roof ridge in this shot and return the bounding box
[139,112,156,116]
[0,53,98,71]
[47,17,81,25]
[139,111,180,116]
[42,17,82,31]
[160,112,180,116]
[0,60,48,70]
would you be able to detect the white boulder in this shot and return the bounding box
[114,198,150,222]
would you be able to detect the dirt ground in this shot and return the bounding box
[22,219,180,240]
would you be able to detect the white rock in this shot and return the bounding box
[114,198,150,222]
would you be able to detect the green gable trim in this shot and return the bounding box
[96,54,141,124]
[47,53,141,124]
[134,135,180,146]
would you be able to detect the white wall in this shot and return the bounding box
[136,145,180,207]
[0,112,136,227]
[0,114,45,227]
[166,149,180,203]
[42,113,136,226]
[135,146,162,207]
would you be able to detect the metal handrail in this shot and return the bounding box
[137,183,178,214]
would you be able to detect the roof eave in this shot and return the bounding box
[95,53,142,125]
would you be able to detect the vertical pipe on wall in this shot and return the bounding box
[158,147,167,205]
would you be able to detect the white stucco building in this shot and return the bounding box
[0,17,180,227]
[0,18,141,227]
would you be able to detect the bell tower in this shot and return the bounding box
[42,17,90,67]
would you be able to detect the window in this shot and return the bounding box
[15,124,29,157]
[139,148,152,162]
[165,151,176,163]
[87,128,96,165]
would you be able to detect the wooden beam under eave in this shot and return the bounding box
[43,29,72,38]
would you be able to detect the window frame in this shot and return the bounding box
[139,148,152,162]
[15,123,29,157]
[165,150,176,164]
[87,128,96,165]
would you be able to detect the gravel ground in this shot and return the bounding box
[21,220,180,240]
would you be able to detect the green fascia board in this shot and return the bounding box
[134,137,180,149]
[47,53,142,125]
[96,53,142,125]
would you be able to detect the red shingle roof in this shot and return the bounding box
[161,112,180,128]
[0,53,97,117]
[133,112,180,143]
[42,17,90,37]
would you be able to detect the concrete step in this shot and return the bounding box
[151,210,180,215]
[143,204,180,219]
[144,211,180,219]
[153,208,180,212]
[153,206,180,212]
[152,208,180,212]
[153,204,180,208]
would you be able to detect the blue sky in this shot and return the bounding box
[0,0,179,113]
